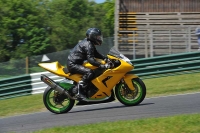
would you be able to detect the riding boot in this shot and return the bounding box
[73,80,88,99]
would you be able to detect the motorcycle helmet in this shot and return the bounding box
[86,28,103,45]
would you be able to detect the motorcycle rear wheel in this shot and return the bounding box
[115,78,146,106]
[43,86,75,114]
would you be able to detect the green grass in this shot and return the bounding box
[1,72,200,118]
[32,113,200,133]
[144,72,200,97]
[0,94,45,118]
[0,75,13,79]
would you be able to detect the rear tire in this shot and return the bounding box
[43,86,75,114]
[115,78,146,106]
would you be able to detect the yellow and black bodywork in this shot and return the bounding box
[38,54,138,100]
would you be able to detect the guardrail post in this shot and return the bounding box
[26,57,29,74]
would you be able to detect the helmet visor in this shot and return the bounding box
[96,35,103,45]
[97,35,103,42]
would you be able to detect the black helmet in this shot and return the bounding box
[86,28,103,45]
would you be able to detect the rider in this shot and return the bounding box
[67,28,109,99]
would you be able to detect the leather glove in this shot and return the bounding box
[99,63,110,69]
[104,57,110,63]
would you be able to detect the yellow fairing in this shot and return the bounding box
[88,56,135,99]
[107,55,134,72]
[90,73,125,99]
[123,74,138,91]
[38,59,105,83]
[39,56,137,99]
[38,61,82,82]
[38,62,67,76]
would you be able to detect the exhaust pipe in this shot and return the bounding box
[40,74,75,100]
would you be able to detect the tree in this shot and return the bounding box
[46,0,95,51]
[0,0,52,61]
[0,0,115,62]
[102,0,115,37]
[86,0,115,37]
[0,0,12,61]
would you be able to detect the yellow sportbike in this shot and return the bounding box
[38,47,146,114]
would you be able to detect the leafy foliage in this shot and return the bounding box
[0,0,115,62]
[0,0,51,60]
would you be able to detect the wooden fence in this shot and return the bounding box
[117,12,200,59]
[119,0,200,12]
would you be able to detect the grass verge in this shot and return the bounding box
[1,72,200,118]
[33,113,200,133]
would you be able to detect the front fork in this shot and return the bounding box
[122,74,138,91]
[120,74,138,98]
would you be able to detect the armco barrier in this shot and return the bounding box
[130,51,200,78]
[0,75,32,100]
[131,50,200,66]
[1,51,200,100]
[0,72,63,100]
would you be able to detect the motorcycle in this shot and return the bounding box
[38,46,146,114]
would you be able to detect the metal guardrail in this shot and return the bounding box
[0,75,32,100]
[1,51,200,100]
[130,51,200,78]
[0,72,62,100]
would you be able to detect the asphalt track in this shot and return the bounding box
[0,92,200,133]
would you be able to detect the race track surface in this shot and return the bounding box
[0,93,200,133]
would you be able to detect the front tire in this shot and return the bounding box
[43,86,75,114]
[115,78,146,106]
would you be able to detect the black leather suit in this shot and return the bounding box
[67,38,106,83]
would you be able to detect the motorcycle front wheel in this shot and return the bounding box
[115,78,146,106]
[43,86,75,114]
